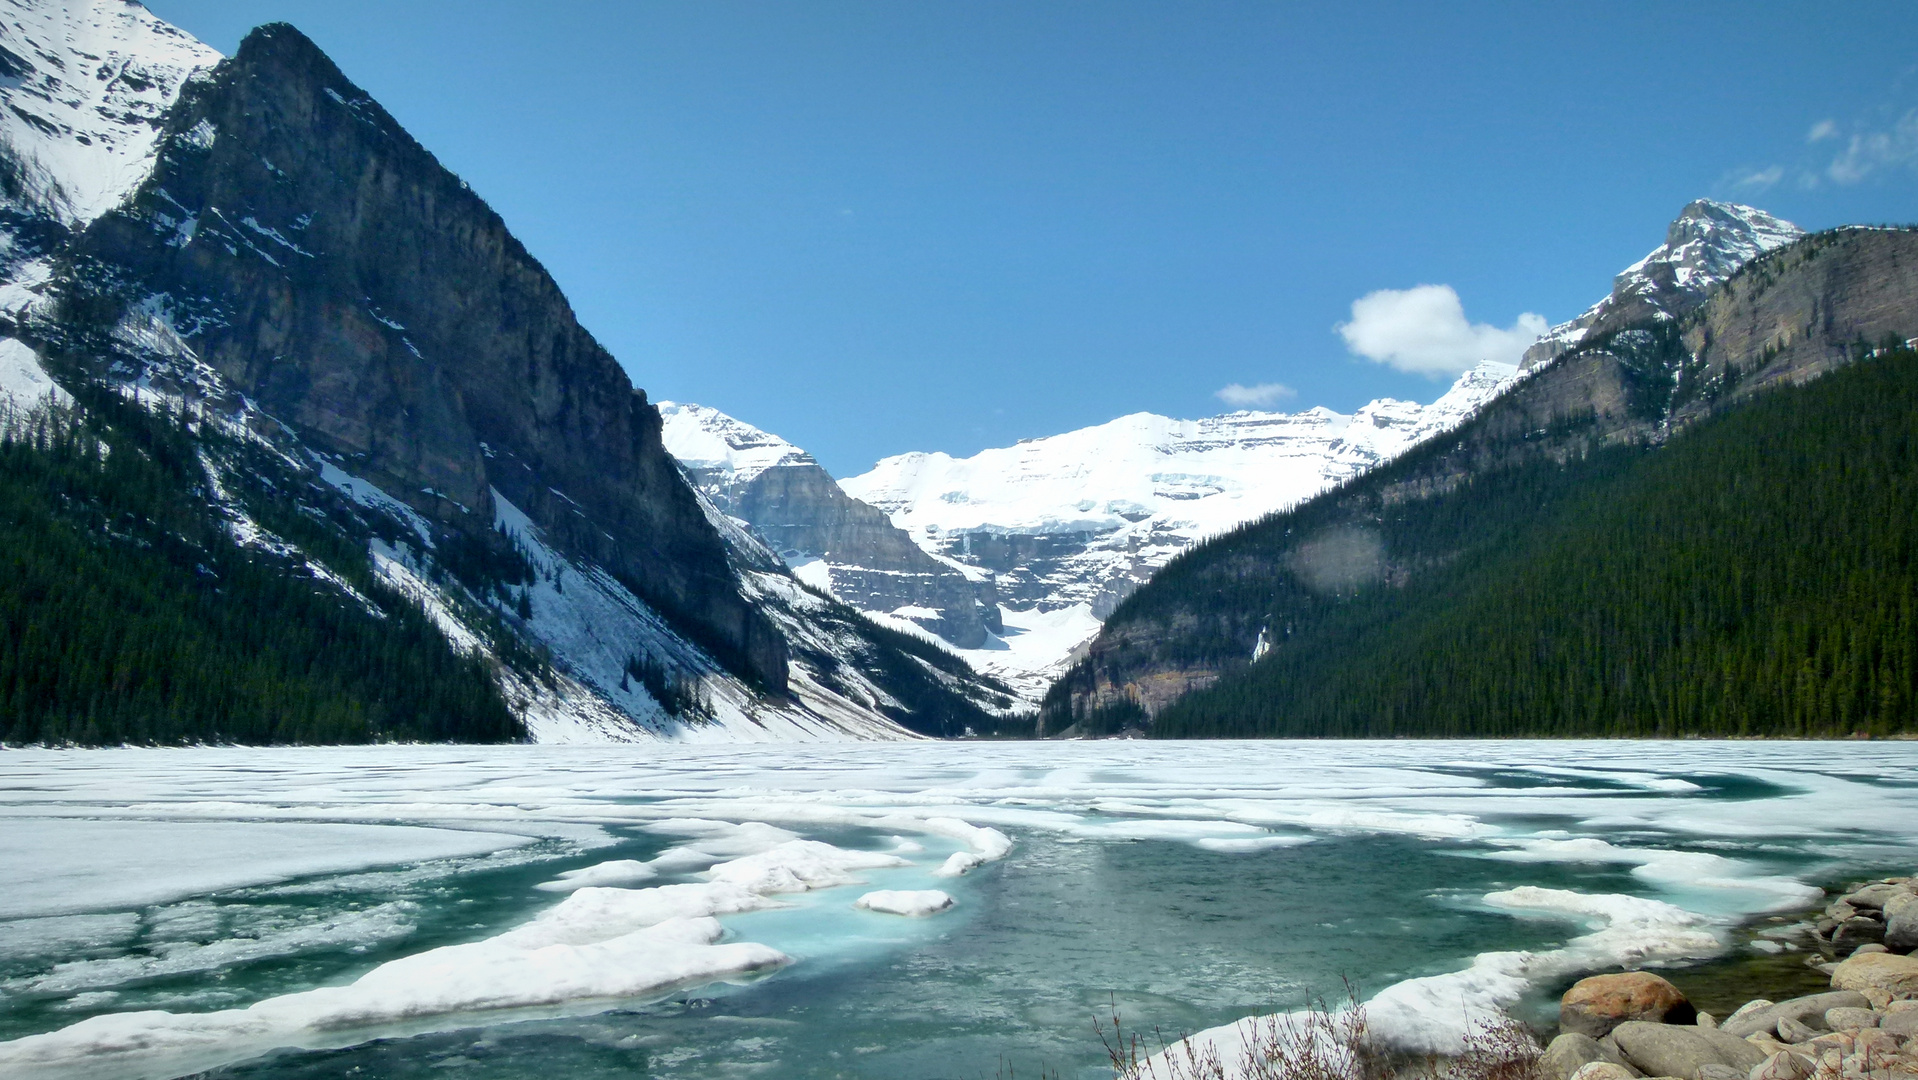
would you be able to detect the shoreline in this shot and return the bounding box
[1538,870,1917,1080]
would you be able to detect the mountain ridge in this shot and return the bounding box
[1048,220,1918,736]
[0,5,1011,744]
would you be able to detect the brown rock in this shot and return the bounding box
[1831,953,1918,1000]
[1563,973,1698,1038]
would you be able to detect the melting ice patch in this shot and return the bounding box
[855,889,954,916]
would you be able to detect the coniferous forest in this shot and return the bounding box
[1139,345,1918,739]
[0,385,524,746]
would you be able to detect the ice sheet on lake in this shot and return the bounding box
[1,740,1916,1079]
[0,818,534,919]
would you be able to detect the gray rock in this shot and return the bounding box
[1886,894,1918,953]
[1852,944,1890,956]
[1611,1022,1764,1080]
[1843,884,1909,910]
[1824,1007,1878,1030]
[1833,916,1887,949]
[1695,1065,1743,1080]
[1747,1051,1814,1080]
[1725,1000,1775,1028]
[1720,992,1870,1039]
[1691,1030,1768,1072]
[1882,1010,1918,1039]
[1777,1016,1820,1043]
[1570,1065,1638,1080]
[1544,1033,1614,1080]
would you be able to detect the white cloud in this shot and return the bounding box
[1808,119,1839,143]
[1729,165,1783,192]
[1827,109,1918,184]
[1215,382,1296,408]
[1336,285,1548,377]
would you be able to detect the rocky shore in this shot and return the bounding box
[1540,874,1918,1080]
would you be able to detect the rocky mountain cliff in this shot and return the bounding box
[0,5,1012,743]
[1521,200,1802,369]
[661,401,1001,648]
[1050,214,1918,734]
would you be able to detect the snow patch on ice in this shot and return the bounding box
[855,889,953,916]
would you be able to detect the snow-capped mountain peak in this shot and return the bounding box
[1523,199,1803,368]
[0,0,220,225]
[658,400,814,485]
[1631,199,1803,296]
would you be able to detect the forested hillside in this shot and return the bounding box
[1076,343,1918,739]
[0,387,526,746]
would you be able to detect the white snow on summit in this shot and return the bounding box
[1524,200,1803,367]
[658,400,813,486]
[0,0,221,225]
[840,360,1518,691]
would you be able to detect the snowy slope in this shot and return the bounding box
[839,361,1517,695]
[0,0,220,225]
[1522,200,1802,368]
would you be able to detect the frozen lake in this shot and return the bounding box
[2,741,1915,1080]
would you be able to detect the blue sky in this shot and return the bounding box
[149,1,1918,477]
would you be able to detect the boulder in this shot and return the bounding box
[1692,1030,1769,1072]
[1844,884,1910,910]
[1611,1022,1764,1079]
[1831,952,1918,999]
[1563,973,1697,1037]
[1746,1050,1813,1080]
[1777,1016,1820,1043]
[1546,1033,1632,1080]
[1886,894,1918,953]
[1883,1010,1918,1039]
[1570,1065,1638,1080]
[1833,916,1888,949]
[1721,991,1871,1038]
[1695,1066,1743,1080]
[1824,1007,1879,1030]
[1725,1000,1775,1027]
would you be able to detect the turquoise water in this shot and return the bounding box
[2,742,1915,1080]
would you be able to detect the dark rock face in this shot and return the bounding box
[60,24,786,688]
[663,402,1000,648]
[1053,225,1918,728]
[717,461,1000,647]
